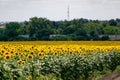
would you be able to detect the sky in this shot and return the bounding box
[0,0,120,22]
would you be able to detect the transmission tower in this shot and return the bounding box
[67,5,70,20]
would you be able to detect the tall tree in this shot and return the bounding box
[109,19,117,26]
[27,17,53,40]
[4,22,21,40]
[103,26,120,35]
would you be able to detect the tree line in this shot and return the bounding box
[0,17,120,41]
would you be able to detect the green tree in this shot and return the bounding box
[109,19,117,26]
[0,28,8,41]
[4,22,21,40]
[35,29,54,40]
[63,25,76,35]
[103,26,120,35]
[26,17,54,40]
[73,28,89,40]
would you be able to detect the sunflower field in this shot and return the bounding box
[0,41,120,80]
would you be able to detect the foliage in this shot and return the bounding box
[4,22,21,40]
[0,41,120,80]
[1,17,120,41]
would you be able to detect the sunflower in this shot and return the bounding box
[69,51,73,54]
[15,52,18,56]
[10,51,14,54]
[27,54,33,60]
[28,75,32,80]
[20,61,25,65]
[18,59,22,63]
[53,52,59,56]
[1,50,4,53]
[4,55,11,61]
[38,52,44,58]
[5,52,9,55]
[30,51,34,55]
[20,53,25,58]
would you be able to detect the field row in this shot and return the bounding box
[1,43,120,61]
[1,41,120,45]
[0,41,120,80]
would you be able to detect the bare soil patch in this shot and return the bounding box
[99,73,120,80]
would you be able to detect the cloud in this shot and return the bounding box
[0,0,120,21]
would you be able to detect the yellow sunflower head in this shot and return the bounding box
[1,50,5,53]
[27,54,33,60]
[20,61,25,65]
[4,55,11,61]
[30,52,34,55]
[38,52,45,59]
[28,75,32,80]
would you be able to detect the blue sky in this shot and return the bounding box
[0,0,120,21]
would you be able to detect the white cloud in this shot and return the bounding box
[0,0,120,21]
